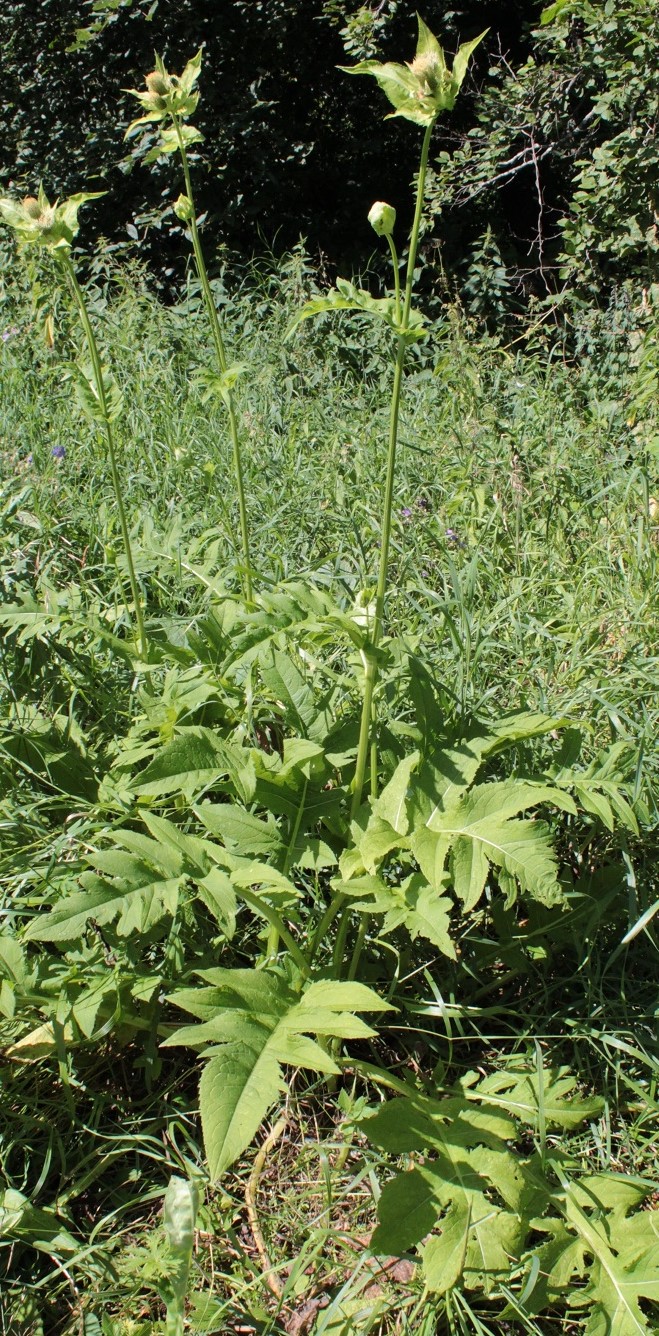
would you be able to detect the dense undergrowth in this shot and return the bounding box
[1,244,658,1334]
[1,28,659,1332]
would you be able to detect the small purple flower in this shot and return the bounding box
[27,453,33,465]
[416,496,431,512]
[2,326,19,343]
[400,507,413,520]
[445,527,466,548]
[52,445,66,460]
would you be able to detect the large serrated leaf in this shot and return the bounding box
[197,803,284,857]
[361,1061,613,1302]
[167,972,391,1178]
[25,855,183,942]
[199,1043,285,1180]
[131,727,255,801]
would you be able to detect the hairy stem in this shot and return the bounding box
[350,119,435,820]
[173,115,253,602]
[60,254,148,660]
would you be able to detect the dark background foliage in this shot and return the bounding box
[1,0,657,308]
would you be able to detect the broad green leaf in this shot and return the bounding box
[297,979,393,1016]
[261,649,321,735]
[356,813,404,873]
[372,1164,443,1254]
[25,834,186,941]
[132,727,256,801]
[409,827,452,892]
[403,879,455,957]
[144,124,204,163]
[472,1067,603,1130]
[65,358,124,425]
[451,31,490,93]
[450,832,490,910]
[361,1061,611,1302]
[409,744,482,827]
[477,710,569,754]
[167,972,390,1178]
[0,935,28,985]
[25,875,181,941]
[197,866,237,938]
[195,363,248,407]
[421,781,569,909]
[562,1180,659,1334]
[141,812,217,874]
[171,967,290,1018]
[422,1199,471,1295]
[287,277,427,342]
[199,1043,285,1180]
[373,751,420,835]
[197,803,284,857]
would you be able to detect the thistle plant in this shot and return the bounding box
[0,187,148,659]
[291,17,486,818]
[126,51,253,602]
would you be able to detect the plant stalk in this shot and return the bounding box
[173,115,253,602]
[60,253,148,660]
[350,118,435,819]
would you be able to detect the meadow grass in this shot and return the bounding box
[1,254,658,1334]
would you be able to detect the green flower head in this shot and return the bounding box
[342,14,487,126]
[368,201,396,237]
[0,185,105,253]
[125,50,203,137]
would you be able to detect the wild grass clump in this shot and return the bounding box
[1,17,658,1336]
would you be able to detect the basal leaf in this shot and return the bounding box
[421,1199,471,1295]
[25,859,183,941]
[168,971,391,1178]
[371,1164,443,1254]
[562,1179,659,1334]
[200,1043,284,1180]
[361,1060,614,1303]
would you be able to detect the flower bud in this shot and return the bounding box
[368,201,396,238]
[174,193,194,222]
[145,71,170,97]
[410,52,443,95]
[23,197,42,219]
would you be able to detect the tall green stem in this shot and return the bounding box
[60,253,148,660]
[173,116,253,602]
[350,118,435,820]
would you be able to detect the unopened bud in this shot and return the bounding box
[23,197,42,219]
[174,194,194,222]
[410,51,442,94]
[145,71,170,96]
[368,201,396,238]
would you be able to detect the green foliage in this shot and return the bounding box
[342,16,488,125]
[361,1060,659,1331]
[288,275,427,343]
[426,0,659,307]
[166,973,391,1178]
[0,16,657,1328]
